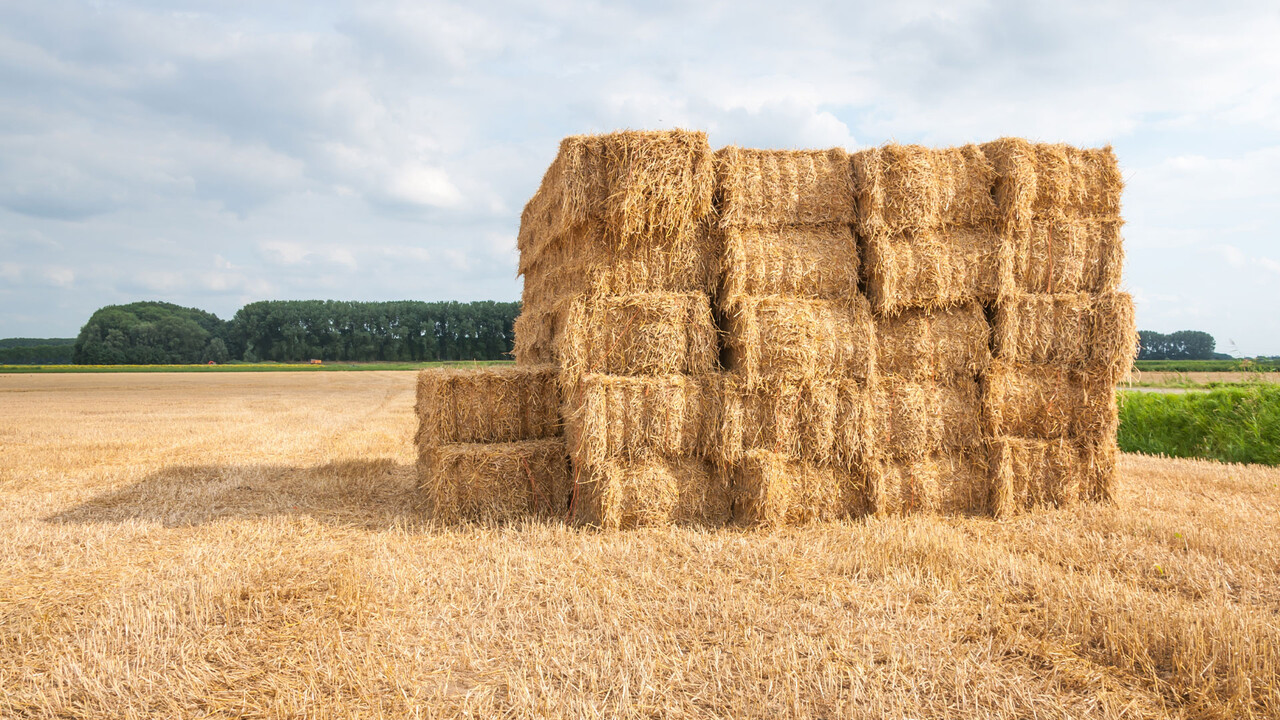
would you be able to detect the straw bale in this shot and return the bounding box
[1080,436,1119,503]
[981,360,1118,439]
[420,439,570,524]
[992,291,1138,379]
[722,295,874,384]
[873,449,992,516]
[988,436,1085,517]
[719,224,859,303]
[558,292,717,380]
[1009,214,1125,294]
[862,227,1007,314]
[562,373,718,468]
[518,130,714,261]
[718,375,872,469]
[1031,143,1123,218]
[512,306,564,366]
[982,138,1124,224]
[715,147,855,227]
[415,365,560,445]
[874,375,983,460]
[571,456,731,529]
[731,450,869,527]
[875,302,991,380]
[519,220,717,299]
[852,143,998,237]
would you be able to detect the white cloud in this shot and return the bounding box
[386,164,462,208]
[1,0,1279,352]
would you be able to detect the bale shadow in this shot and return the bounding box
[46,459,427,530]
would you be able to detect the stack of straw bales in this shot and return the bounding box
[414,129,1134,526]
[414,366,567,523]
[851,145,998,514]
[981,140,1136,513]
[517,131,728,529]
[716,147,874,525]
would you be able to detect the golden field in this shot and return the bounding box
[1,372,1278,719]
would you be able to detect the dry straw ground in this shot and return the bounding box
[2,372,1278,719]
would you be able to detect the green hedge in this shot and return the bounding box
[1118,387,1280,466]
[1134,359,1279,372]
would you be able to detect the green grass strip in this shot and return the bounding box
[1119,386,1280,466]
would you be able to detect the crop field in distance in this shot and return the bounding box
[1,372,1278,718]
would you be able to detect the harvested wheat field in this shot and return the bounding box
[2,372,1279,719]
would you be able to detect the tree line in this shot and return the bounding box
[1136,330,1226,361]
[68,300,519,364]
[0,305,1245,366]
[0,338,76,364]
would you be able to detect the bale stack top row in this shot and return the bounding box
[416,129,1136,527]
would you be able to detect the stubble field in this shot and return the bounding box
[1,372,1278,719]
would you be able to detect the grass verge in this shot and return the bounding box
[1119,385,1280,465]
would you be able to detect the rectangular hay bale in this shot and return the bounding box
[874,375,983,460]
[852,143,998,237]
[719,224,859,302]
[561,373,718,468]
[715,147,855,227]
[982,360,1118,439]
[518,130,714,261]
[722,295,874,384]
[731,450,870,527]
[875,301,991,380]
[558,292,718,380]
[1009,214,1124,295]
[862,227,1007,314]
[988,436,1086,516]
[872,449,992,516]
[420,439,570,524]
[718,375,872,470]
[571,456,731,529]
[415,365,560,445]
[992,291,1137,378]
[512,306,564,366]
[520,220,717,298]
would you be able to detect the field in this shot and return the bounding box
[2,373,1279,718]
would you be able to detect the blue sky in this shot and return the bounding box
[1,1,1278,354]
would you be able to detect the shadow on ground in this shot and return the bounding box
[46,459,425,530]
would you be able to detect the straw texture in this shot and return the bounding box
[875,302,991,380]
[719,224,859,302]
[415,365,560,444]
[561,373,718,468]
[558,292,718,381]
[873,449,992,516]
[718,375,872,470]
[992,291,1138,380]
[518,130,714,260]
[982,360,1118,439]
[873,375,984,460]
[420,439,571,524]
[721,295,874,384]
[571,457,731,529]
[716,147,855,228]
[731,450,869,527]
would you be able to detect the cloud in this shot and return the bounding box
[1,0,1279,352]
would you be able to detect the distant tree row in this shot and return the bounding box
[0,337,76,350]
[69,300,519,364]
[0,343,75,364]
[1137,330,1223,361]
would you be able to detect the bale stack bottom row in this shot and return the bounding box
[416,130,1137,526]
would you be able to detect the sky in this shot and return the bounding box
[1,1,1278,355]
